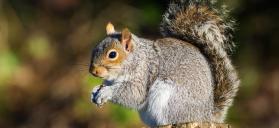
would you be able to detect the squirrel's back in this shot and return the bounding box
[155,38,212,87]
[160,0,240,122]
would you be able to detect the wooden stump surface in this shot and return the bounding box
[154,122,231,128]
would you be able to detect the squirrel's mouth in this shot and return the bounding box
[92,75,104,79]
[92,73,107,79]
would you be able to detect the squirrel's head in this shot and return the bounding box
[89,22,134,79]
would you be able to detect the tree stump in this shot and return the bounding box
[155,122,231,128]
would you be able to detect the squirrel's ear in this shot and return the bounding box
[106,22,115,35]
[121,28,133,52]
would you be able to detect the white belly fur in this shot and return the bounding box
[139,79,173,126]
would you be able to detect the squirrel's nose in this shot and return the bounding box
[91,66,107,78]
[92,69,100,77]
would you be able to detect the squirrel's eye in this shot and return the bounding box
[107,50,118,60]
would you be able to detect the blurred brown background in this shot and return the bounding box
[0,0,278,128]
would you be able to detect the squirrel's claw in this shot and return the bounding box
[91,85,101,104]
[91,85,112,107]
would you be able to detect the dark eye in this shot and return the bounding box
[108,51,117,59]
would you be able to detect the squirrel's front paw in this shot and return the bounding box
[91,85,113,107]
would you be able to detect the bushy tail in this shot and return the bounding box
[160,0,240,122]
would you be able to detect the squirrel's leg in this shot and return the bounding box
[164,82,215,124]
[140,78,214,126]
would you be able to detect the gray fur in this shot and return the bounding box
[92,35,214,126]
[160,0,240,122]
[91,0,239,126]
[139,38,214,126]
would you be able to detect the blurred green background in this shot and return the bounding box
[0,0,278,128]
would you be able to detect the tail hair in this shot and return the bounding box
[160,0,240,122]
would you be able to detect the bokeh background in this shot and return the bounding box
[0,0,278,128]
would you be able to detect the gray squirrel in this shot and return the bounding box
[89,0,240,127]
